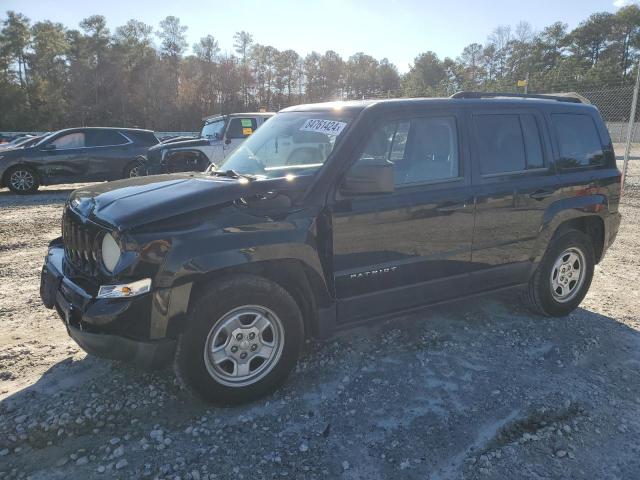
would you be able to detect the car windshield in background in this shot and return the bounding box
[216,112,351,179]
[201,118,226,140]
[34,131,59,147]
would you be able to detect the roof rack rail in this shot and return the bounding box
[450,91,583,104]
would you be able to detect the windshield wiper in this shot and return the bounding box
[209,169,256,181]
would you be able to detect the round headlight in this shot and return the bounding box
[101,233,121,272]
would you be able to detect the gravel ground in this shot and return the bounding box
[0,160,639,480]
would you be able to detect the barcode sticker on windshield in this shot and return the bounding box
[300,119,347,136]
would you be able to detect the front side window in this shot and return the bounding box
[552,113,604,168]
[226,118,258,139]
[217,112,351,179]
[357,116,459,186]
[201,119,225,140]
[474,114,546,175]
[51,132,85,149]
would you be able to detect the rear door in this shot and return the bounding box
[84,130,134,181]
[331,110,475,323]
[223,117,258,158]
[468,107,559,290]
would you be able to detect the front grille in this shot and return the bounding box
[62,209,101,276]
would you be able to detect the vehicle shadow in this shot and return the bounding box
[2,293,640,478]
[3,291,640,412]
[0,184,95,207]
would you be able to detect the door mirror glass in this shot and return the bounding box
[341,159,395,195]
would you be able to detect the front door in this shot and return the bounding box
[330,112,475,323]
[37,131,90,183]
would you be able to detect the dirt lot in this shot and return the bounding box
[1,160,639,480]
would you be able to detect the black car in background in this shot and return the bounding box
[0,127,159,194]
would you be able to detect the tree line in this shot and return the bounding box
[2,5,640,131]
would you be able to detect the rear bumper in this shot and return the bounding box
[41,240,175,369]
[602,211,622,259]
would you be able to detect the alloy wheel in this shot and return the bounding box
[9,169,35,192]
[550,247,586,303]
[203,305,285,387]
[128,165,142,177]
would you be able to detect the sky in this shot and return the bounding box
[2,0,634,72]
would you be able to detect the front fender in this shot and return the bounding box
[530,194,608,262]
[156,211,331,300]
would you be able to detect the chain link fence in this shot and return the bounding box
[570,85,640,201]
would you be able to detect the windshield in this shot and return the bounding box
[35,131,59,147]
[201,118,226,140]
[216,111,351,179]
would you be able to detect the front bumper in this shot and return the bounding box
[66,324,175,369]
[40,241,175,369]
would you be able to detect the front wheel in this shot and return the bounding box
[174,274,304,404]
[523,229,595,317]
[5,165,39,194]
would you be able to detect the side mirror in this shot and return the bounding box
[340,159,395,195]
[224,138,231,145]
[41,144,56,151]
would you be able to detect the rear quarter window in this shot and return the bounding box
[131,131,159,146]
[551,113,604,169]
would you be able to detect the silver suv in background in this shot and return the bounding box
[144,112,274,174]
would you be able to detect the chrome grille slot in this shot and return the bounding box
[62,210,100,275]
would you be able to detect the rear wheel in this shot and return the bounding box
[124,158,146,178]
[6,165,39,194]
[523,229,595,317]
[174,274,304,404]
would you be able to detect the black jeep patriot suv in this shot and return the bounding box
[40,93,622,404]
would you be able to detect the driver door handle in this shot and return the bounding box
[529,188,554,201]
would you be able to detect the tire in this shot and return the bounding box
[523,229,595,317]
[174,274,304,404]
[124,158,146,178]
[5,165,39,194]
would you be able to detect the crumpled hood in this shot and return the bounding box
[0,144,31,156]
[69,173,306,230]
[149,137,212,152]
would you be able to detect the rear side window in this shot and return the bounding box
[473,114,545,175]
[226,118,258,139]
[521,115,544,169]
[551,114,604,168]
[86,130,129,147]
